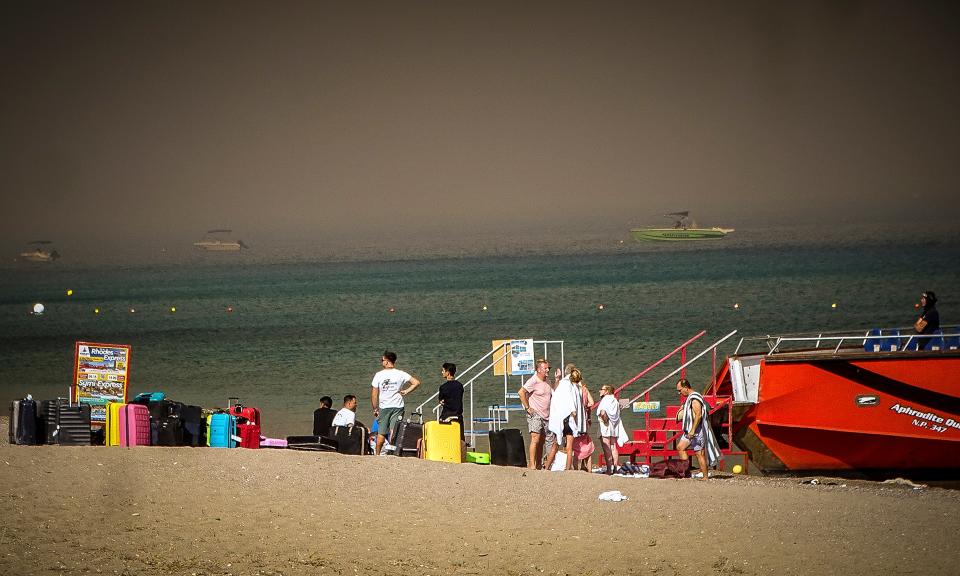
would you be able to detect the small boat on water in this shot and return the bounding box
[193,229,248,252]
[715,327,960,475]
[18,240,60,262]
[631,211,734,241]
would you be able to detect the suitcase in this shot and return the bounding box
[105,402,124,447]
[391,419,423,457]
[119,404,151,447]
[180,405,206,447]
[55,399,91,446]
[237,422,261,448]
[285,434,336,451]
[9,399,39,445]
[465,451,490,465]
[331,424,366,455]
[156,416,184,446]
[38,400,59,445]
[422,420,461,463]
[149,400,182,445]
[208,413,237,448]
[130,392,166,405]
[227,397,261,427]
[489,429,527,467]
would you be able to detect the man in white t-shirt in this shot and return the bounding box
[371,350,421,455]
[331,394,358,427]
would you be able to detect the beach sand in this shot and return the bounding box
[2,417,959,576]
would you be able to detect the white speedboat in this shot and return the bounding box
[193,229,248,252]
[19,241,60,262]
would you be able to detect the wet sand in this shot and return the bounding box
[2,417,959,576]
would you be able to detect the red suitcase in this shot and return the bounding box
[227,397,261,427]
[237,423,260,449]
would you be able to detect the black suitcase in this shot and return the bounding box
[489,429,527,467]
[9,399,38,445]
[56,400,92,446]
[38,400,59,444]
[331,424,366,455]
[156,417,184,446]
[180,405,206,447]
[286,435,338,452]
[391,419,422,457]
[149,400,184,445]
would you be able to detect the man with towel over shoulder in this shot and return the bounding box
[675,378,721,480]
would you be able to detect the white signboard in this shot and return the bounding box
[510,338,535,375]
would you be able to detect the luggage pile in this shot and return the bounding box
[8,392,268,450]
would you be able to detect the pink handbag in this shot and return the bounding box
[573,435,595,459]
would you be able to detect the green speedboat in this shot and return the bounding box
[631,212,734,241]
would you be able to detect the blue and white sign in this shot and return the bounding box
[510,338,535,375]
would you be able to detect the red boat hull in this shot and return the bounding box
[724,353,960,472]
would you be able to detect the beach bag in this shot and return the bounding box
[649,459,690,479]
[550,451,568,471]
[573,435,595,460]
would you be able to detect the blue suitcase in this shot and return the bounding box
[208,413,237,448]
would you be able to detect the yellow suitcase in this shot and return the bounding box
[105,402,125,446]
[422,420,461,463]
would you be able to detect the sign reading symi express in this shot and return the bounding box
[510,338,535,375]
[73,341,131,425]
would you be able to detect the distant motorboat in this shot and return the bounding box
[193,229,248,252]
[18,240,60,262]
[631,211,734,241]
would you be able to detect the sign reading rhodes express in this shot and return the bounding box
[72,341,131,424]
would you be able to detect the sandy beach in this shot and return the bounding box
[2,417,959,576]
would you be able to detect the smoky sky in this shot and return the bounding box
[1,1,958,251]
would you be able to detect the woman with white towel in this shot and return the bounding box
[596,385,622,475]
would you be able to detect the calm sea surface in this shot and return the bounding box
[2,224,958,437]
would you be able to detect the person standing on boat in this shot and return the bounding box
[914,291,940,350]
[371,351,421,455]
[518,358,553,470]
[675,378,721,480]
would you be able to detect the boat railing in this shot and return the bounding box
[733,325,960,356]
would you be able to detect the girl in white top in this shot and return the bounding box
[596,385,621,475]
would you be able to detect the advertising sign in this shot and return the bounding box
[510,338,535,375]
[632,401,661,413]
[491,338,536,376]
[72,341,131,424]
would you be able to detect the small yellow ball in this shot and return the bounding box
[732,464,743,474]
[170,306,177,313]
[831,303,838,309]
[66,289,74,296]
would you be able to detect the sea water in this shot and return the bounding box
[2,224,958,437]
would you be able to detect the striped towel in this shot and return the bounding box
[681,391,722,468]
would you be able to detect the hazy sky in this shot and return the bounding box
[2,1,958,251]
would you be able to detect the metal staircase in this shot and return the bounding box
[415,339,565,447]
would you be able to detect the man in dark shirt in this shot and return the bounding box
[438,363,465,444]
[313,396,336,437]
[915,291,940,350]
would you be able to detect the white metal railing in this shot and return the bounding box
[414,339,564,445]
[733,325,960,356]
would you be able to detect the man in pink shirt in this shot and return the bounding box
[518,358,553,470]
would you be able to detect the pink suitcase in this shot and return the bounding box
[119,404,151,447]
